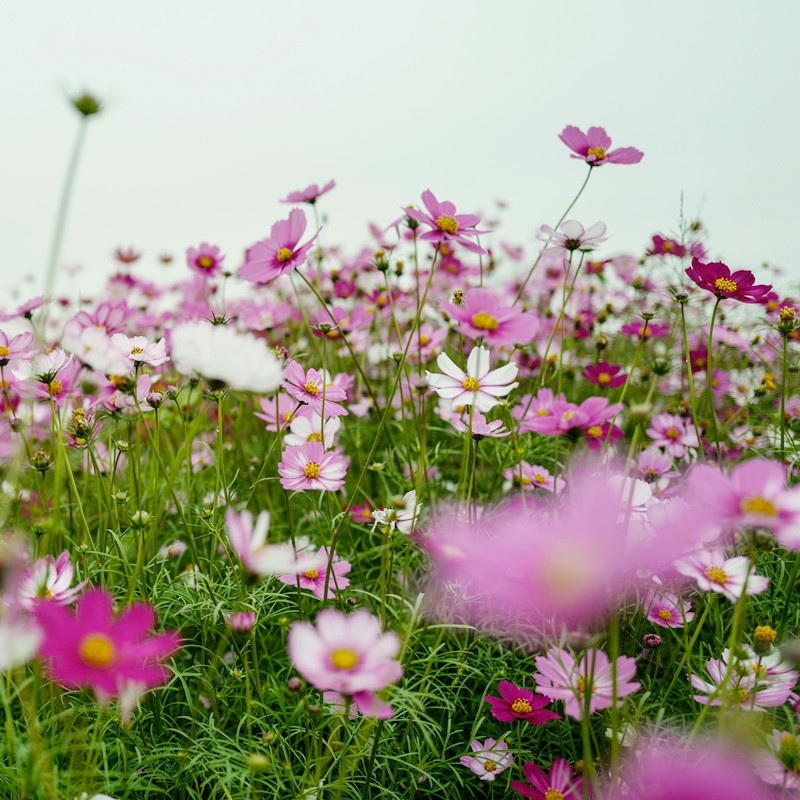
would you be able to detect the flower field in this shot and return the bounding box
[3,109,800,799]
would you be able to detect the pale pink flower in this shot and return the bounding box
[110,334,170,368]
[641,586,694,629]
[278,548,351,600]
[675,549,769,603]
[755,730,800,790]
[558,125,644,166]
[13,551,87,611]
[278,442,348,492]
[538,219,608,257]
[287,609,402,718]
[442,287,539,346]
[225,508,298,576]
[426,346,518,413]
[646,412,700,458]
[533,647,640,721]
[11,349,72,384]
[225,611,256,633]
[239,208,320,283]
[504,461,564,493]
[451,410,510,439]
[0,331,35,364]
[459,738,513,782]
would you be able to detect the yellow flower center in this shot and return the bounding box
[734,686,749,704]
[658,609,673,622]
[714,277,738,294]
[471,312,499,331]
[419,335,430,346]
[303,381,319,396]
[330,649,358,670]
[511,697,532,714]
[752,663,767,679]
[577,674,593,696]
[130,346,144,355]
[534,473,548,484]
[79,633,117,668]
[462,376,480,391]
[47,379,63,397]
[597,372,611,385]
[740,496,777,516]
[586,426,603,439]
[545,790,565,800]
[665,427,680,440]
[307,432,323,442]
[0,346,9,357]
[754,625,777,644]
[780,306,797,322]
[663,241,674,252]
[587,146,607,161]
[520,476,532,485]
[537,408,549,416]
[482,759,498,772]
[435,215,459,235]
[197,255,215,270]
[277,247,294,264]
[705,565,728,585]
[304,462,321,479]
[304,568,319,580]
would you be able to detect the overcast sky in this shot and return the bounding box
[3,0,799,303]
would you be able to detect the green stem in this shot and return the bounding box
[706,297,723,464]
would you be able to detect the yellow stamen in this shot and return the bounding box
[705,565,728,585]
[597,372,611,385]
[471,312,499,331]
[586,426,602,439]
[276,247,294,264]
[533,473,548,484]
[545,790,565,800]
[665,427,680,440]
[307,432,323,442]
[130,346,144,355]
[754,625,777,644]
[197,255,215,270]
[47,379,63,397]
[482,759,498,772]
[303,381,319,396]
[658,609,673,622]
[79,633,116,668]
[435,215,459,235]
[304,462,321,479]
[330,649,358,670]
[714,277,738,294]
[511,697,532,714]
[587,146,606,161]
[304,568,319,580]
[462,376,480,391]
[0,346,9,357]
[741,496,777,516]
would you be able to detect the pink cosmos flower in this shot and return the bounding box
[0,331,35,365]
[186,243,225,277]
[35,587,180,699]
[642,586,694,629]
[533,647,640,721]
[11,349,72,384]
[511,758,583,800]
[675,549,769,603]
[484,680,559,725]
[504,462,564,493]
[620,320,671,339]
[582,360,627,388]
[404,190,489,255]
[287,608,402,718]
[281,179,336,204]
[684,460,800,548]
[225,611,256,633]
[685,258,772,303]
[558,125,643,166]
[459,738,513,782]
[239,208,320,283]
[646,413,700,458]
[225,508,298,576]
[425,346,518,413]
[442,287,539,345]
[278,442,348,492]
[584,421,624,452]
[451,410,510,439]
[13,551,87,611]
[282,361,348,418]
[648,234,687,257]
[110,334,170,369]
[755,729,800,790]
[278,548,351,600]
[609,737,771,800]
[637,450,680,484]
[538,220,607,256]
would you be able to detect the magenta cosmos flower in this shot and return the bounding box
[404,189,489,254]
[442,287,539,345]
[287,608,402,718]
[582,360,627,388]
[278,441,348,492]
[281,179,336,204]
[282,361,348,418]
[239,208,320,283]
[558,125,643,166]
[35,587,180,699]
[685,258,772,303]
[511,758,583,800]
[186,242,225,277]
[533,647,640,721]
[484,680,559,725]
[425,346,518,413]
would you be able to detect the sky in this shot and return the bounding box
[2,0,799,305]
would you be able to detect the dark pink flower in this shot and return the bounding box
[558,125,643,166]
[620,320,670,339]
[510,758,583,799]
[186,243,225,277]
[484,680,559,725]
[685,258,772,304]
[404,190,489,254]
[239,209,320,283]
[281,361,348,418]
[281,179,336,204]
[582,361,627,388]
[648,234,687,257]
[35,587,180,699]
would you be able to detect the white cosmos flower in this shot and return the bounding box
[170,321,283,393]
